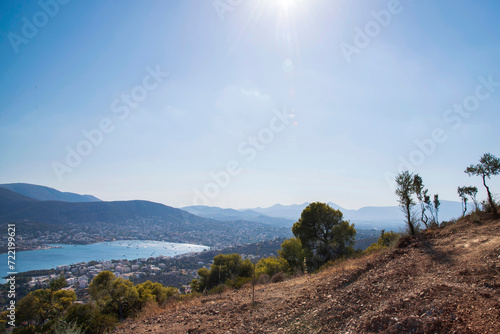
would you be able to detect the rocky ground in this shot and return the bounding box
[113,213,500,333]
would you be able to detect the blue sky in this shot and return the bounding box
[1,0,499,209]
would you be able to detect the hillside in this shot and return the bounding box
[113,214,500,333]
[182,205,296,227]
[0,183,101,202]
[0,188,291,247]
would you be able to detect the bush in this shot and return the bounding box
[64,303,116,334]
[178,291,201,302]
[364,230,400,254]
[481,199,500,214]
[256,256,290,278]
[209,284,227,295]
[225,276,252,289]
[271,272,286,283]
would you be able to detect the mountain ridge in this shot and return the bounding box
[189,200,468,230]
[0,183,101,202]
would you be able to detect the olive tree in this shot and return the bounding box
[465,153,500,215]
[395,171,418,235]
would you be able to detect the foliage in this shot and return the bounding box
[364,230,400,254]
[432,194,441,226]
[190,279,201,293]
[413,175,430,228]
[196,254,253,292]
[89,271,140,321]
[135,280,179,306]
[278,237,305,274]
[465,153,500,214]
[255,256,290,278]
[13,276,76,333]
[457,185,479,217]
[64,303,116,334]
[225,276,252,289]
[292,202,356,271]
[395,171,418,235]
[457,186,469,217]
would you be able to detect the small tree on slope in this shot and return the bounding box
[465,153,500,215]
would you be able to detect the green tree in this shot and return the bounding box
[365,230,400,253]
[413,175,430,228]
[190,279,201,293]
[395,171,418,235]
[197,254,253,292]
[278,237,305,274]
[433,194,440,225]
[89,271,139,321]
[64,303,116,334]
[292,202,356,271]
[465,186,479,211]
[15,276,76,332]
[457,186,469,217]
[255,256,290,278]
[135,280,178,306]
[465,153,500,215]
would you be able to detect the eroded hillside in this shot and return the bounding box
[114,214,500,333]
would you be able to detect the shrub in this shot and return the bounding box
[178,291,201,302]
[256,256,290,278]
[364,230,400,254]
[225,276,251,289]
[209,284,227,295]
[271,272,286,283]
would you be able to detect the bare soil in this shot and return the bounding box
[113,214,500,333]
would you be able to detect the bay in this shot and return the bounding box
[1,240,209,280]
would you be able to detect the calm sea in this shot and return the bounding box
[1,240,209,281]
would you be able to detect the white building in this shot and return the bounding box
[78,276,89,289]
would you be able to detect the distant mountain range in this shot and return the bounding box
[181,206,294,227]
[1,183,467,236]
[0,185,290,247]
[186,200,467,231]
[0,183,101,202]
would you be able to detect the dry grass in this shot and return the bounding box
[114,216,500,333]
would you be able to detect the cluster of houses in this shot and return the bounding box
[26,255,196,292]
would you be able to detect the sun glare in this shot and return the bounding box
[274,0,299,12]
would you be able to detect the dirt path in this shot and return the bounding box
[113,216,500,333]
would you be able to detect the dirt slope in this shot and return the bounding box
[114,215,500,333]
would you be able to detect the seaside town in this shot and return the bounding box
[2,238,283,303]
[1,218,291,253]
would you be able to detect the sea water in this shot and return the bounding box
[0,240,209,281]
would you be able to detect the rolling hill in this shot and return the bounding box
[181,205,295,227]
[0,188,291,247]
[0,183,101,202]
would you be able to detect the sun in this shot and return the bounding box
[273,0,300,12]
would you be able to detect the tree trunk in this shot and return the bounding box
[119,303,124,322]
[483,174,497,214]
[406,203,415,235]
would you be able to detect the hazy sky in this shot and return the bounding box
[1,0,499,209]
